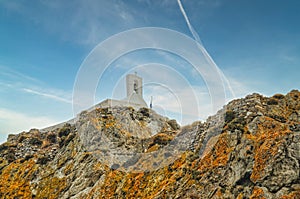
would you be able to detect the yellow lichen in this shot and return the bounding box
[35,176,67,199]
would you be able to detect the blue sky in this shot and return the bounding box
[0,0,299,143]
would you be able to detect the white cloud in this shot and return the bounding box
[143,74,251,125]
[110,63,214,124]
[144,84,212,124]
[0,64,73,143]
[0,108,59,143]
[113,56,145,69]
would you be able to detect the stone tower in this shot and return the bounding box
[124,73,147,107]
[126,73,143,98]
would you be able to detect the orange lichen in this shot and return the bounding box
[147,144,159,152]
[212,188,223,198]
[41,139,51,148]
[95,170,124,198]
[104,116,116,128]
[87,151,190,198]
[1,92,299,198]
[280,191,300,199]
[198,133,234,171]
[64,162,74,175]
[237,193,244,199]
[152,133,174,145]
[250,187,266,199]
[0,159,35,198]
[248,117,292,182]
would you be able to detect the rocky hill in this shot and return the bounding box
[0,90,299,198]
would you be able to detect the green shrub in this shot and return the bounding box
[225,110,235,123]
[273,94,285,99]
[29,137,42,146]
[267,98,278,105]
[58,124,71,137]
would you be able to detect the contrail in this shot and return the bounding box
[177,0,202,45]
[177,0,236,99]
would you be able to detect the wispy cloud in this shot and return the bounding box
[278,46,298,63]
[0,65,41,83]
[22,88,72,104]
[1,0,137,46]
[0,64,72,104]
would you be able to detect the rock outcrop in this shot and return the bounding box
[0,90,299,198]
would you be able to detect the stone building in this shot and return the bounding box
[96,73,147,110]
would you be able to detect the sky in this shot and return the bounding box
[0,0,299,143]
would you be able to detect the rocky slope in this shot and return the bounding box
[0,90,299,198]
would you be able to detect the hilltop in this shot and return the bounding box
[0,90,299,198]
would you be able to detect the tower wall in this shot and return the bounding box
[126,74,143,97]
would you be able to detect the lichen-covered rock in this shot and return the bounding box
[0,90,299,198]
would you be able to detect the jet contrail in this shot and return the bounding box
[177,0,236,99]
[177,0,202,45]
